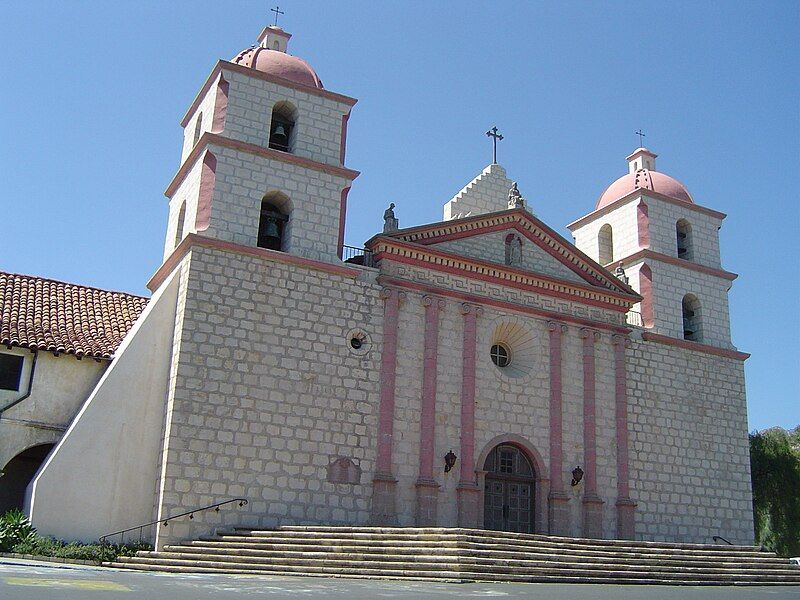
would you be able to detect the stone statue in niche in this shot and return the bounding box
[326,457,362,484]
[505,234,523,266]
[383,203,399,233]
[507,182,525,210]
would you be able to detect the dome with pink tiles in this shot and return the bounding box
[232,26,324,90]
[596,148,693,210]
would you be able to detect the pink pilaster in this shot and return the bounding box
[639,263,654,328]
[581,328,604,539]
[613,334,636,539]
[457,303,483,527]
[210,75,229,134]
[371,287,404,525]
[416,296,445,525]
[547,321,570,535]
[636,200,650,249]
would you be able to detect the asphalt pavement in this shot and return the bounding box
[1,558,799,599]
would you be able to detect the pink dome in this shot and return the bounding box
[232,47,324,89]
[596,169,693,210]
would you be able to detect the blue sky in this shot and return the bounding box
[1,2,797,430]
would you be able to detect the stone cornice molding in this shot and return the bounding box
[567,190,727,231]
[181,60,358,127]
[641,332,750,361]
[612,249,738,281]
[148,233,360,292]
[372,238,639,313]
[166,132,360,199]
[369,208,638,297]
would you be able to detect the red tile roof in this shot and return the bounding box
[0,271,148,359]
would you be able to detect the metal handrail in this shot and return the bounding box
[341,244,376,268]
[712,535,734,545]
[99,498,248,544]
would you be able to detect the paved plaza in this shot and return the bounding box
[1,559,799,600]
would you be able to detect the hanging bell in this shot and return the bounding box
[264,217,281,240]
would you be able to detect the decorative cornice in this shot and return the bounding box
[378,275,631,335]
[147,234,360,292]
[165,132,360,198]
[641,332,750,361]
[616,249,738,281]
[372,237,639,313]
[369,208,637,297]
[181,61,357,127]
[567,189,727,231]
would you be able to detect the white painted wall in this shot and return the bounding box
[28,272,180,543]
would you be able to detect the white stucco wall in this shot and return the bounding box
[28,272,180,543]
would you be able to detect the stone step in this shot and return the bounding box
[162,543,796,569]
[109,557,800,584]
[148,548,800,575]
[209,532,771,558]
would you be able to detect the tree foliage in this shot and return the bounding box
[750,427,800,557]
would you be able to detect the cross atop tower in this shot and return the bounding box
[635,129,646,147]
[486,126,504,164]
[270,5,284,26]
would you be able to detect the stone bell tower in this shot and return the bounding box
[162,25,359,264]
[568,147,738,350]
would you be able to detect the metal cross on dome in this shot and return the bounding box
[270,5,284,26]
[635,129,646,147]
[486,126,504,164]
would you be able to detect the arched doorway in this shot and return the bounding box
[483,444,535,533]
[0,444,54,515]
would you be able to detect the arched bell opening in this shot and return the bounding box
[268,101,298,153]
[598,223,614,265]
[676,218,693,261]
[257,192,292,252]
[0,443,55,515]
[682,293,702,342]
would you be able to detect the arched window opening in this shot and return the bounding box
[174,201,186,249]
[598,224,614,265]
[682,294,702,342]
[193,112,203,146]
[268,101,297,152]
[257,192,291,251]
[676,219,693,260]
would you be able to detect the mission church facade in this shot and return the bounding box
[10,25,752,549]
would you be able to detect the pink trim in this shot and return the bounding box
[475,434,548,483]
[337,187,349,259]
[375,289,403,476]
[210,76,229,133]
[418,296,444,480]
[547,321,566,493]
[617,249,738,281]
[376,275,631,334]
[340,112,350,165]
[567,189,726,231]
[459,303,481,484]
[147,233,360,292]
[638,263,654,328]
[181,62,357,127]
[166,132,360,198]
[641,332,750,360]
[636,200,650,249]
[194,151,216,231]
[581,329,600,494]
[612,335,631,500]
[375,247,634,313]
[373,208,636,296]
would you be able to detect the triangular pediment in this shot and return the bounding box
[368,208,638,298]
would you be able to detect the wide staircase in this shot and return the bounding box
[107,526,800,585]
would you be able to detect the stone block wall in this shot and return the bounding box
[646,198,723,269]
[180,75,222,163]
[154,246,382,548]
[164,158,204,261]
[627,337,753,545]
[443,164,513,220]
[571,198,640,266]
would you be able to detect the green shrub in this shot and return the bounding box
[0,509,37,552]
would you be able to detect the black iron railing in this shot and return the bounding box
[626,310,643,327]
[712,535,734,545]
[99,498,248,545]
[341,244,376,268]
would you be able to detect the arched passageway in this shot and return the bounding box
[0,444,54,514]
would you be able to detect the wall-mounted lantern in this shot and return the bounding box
[444,450,457,473]
[571,466,584,486]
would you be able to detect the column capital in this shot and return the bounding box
[612,333,632,348]
[460,302,483,317]
[422,295,446,310]
[547,320,567,334]
[380,288,406,303]
[580,327,601,342]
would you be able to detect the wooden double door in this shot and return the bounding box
[483,444,535,533]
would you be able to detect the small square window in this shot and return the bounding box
[0,353,24,391]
